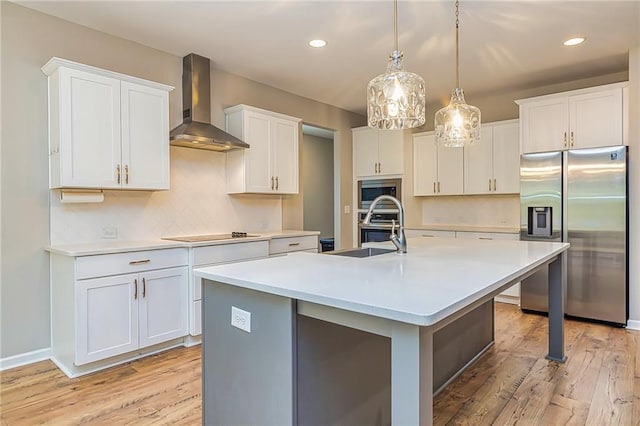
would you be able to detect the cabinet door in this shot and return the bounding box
[272,118,299,194]
[139,267,188,348]
[569,88,623,149]
[413,134,438,195]
[464,127,494,194]
[491,122,520,194]
[437,146,464,195]
[377,130,404,175]
[75,273,138,365]
[121,82,170,190]
[241,111,272,193]
[353,128,379,177]
[520,97,568,153]
[58,68,121,188]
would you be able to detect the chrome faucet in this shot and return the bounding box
[362,195,407,254]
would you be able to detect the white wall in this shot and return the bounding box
[302,134,334,239]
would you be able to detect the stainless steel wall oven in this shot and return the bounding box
[357,179,402,245]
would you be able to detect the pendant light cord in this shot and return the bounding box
[455,0,460,88]
[393,0,399,53]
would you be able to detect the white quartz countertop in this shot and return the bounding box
[46,230,319,256]
[195,237,568,327]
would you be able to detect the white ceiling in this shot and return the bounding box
[16,1,640,116]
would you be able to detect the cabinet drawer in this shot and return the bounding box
[455,231,519,240]
[76,248,188,280]
[193,241,269,266]
[405,229,455,238]
[269,236,318,255]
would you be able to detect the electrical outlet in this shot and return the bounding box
[101,226,118,239]
[231,306,251,333]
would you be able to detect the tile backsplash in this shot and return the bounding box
[50,147,283,245]
[421,194,520,228]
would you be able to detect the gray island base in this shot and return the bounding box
[196,237,569,425]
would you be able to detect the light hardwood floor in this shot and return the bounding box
[2,303,639,425]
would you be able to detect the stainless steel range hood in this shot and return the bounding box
[170,54,249,151]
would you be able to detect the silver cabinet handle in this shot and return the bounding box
[479,237,493,240]
[134,278,138,300]
[129,259,150,265]
[275,176,279,190]
[117,164,121,184]
[433,182,436,193]
[271,176,274,190]
[142,277,146,298]
[563,132,567,147]
[493,179,497,191]
[570,131,574,147]
[489,179,492,191]
[437,182,441,193]
[378,162,381,173]
[125,164,129,185]
[288,242,300,247]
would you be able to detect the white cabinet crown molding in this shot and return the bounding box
[41,57,174,92]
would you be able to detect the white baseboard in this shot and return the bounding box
[0,347,51,371]
[627,319,640,330]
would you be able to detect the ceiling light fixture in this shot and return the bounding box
[309,39,327,48]
[367,0,425,130]
[434,0,481,147]
[563,37,585,46]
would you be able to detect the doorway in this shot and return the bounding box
[301,124,335,251]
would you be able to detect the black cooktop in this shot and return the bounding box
[162,232,259,242]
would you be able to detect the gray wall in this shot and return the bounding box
[302,134,334,239]
[0,2,364,359]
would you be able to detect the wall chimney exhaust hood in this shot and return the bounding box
[170,54,249,151]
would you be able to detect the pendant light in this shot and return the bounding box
[434,0,481,147]
[367,0,425,130]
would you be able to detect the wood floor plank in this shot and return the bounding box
[1,303,639,426]
[585,349,635,425]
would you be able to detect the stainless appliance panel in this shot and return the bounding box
[519,152,562,313]
[566,146,627,323]
[358,178,402,211]
[519,152,562,241]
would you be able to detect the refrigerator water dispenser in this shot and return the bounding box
[528,207,552,236]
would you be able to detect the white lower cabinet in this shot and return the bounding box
[51,247,189,377]
[76,267,188,365]
[190,241,269,336]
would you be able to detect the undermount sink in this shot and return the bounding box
[329,247,396,258]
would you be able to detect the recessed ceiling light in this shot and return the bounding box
[309,39,327,48]
[564,37,586,46]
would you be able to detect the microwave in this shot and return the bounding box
[358,178,402,210]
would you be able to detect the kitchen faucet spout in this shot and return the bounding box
[362,195,407,254]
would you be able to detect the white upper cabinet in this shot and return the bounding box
[353,127,404,178]
[42,58,173,190]
[225,105,301,194]
[413,132,463,196]
[517,83,626,154]
[464,120,520,194]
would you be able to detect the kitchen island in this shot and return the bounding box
[195,237,569,425]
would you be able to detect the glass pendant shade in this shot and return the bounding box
[434,88,481,147]
[368,51,426,130]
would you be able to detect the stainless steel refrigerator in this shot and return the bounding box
[520,146,628,325]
